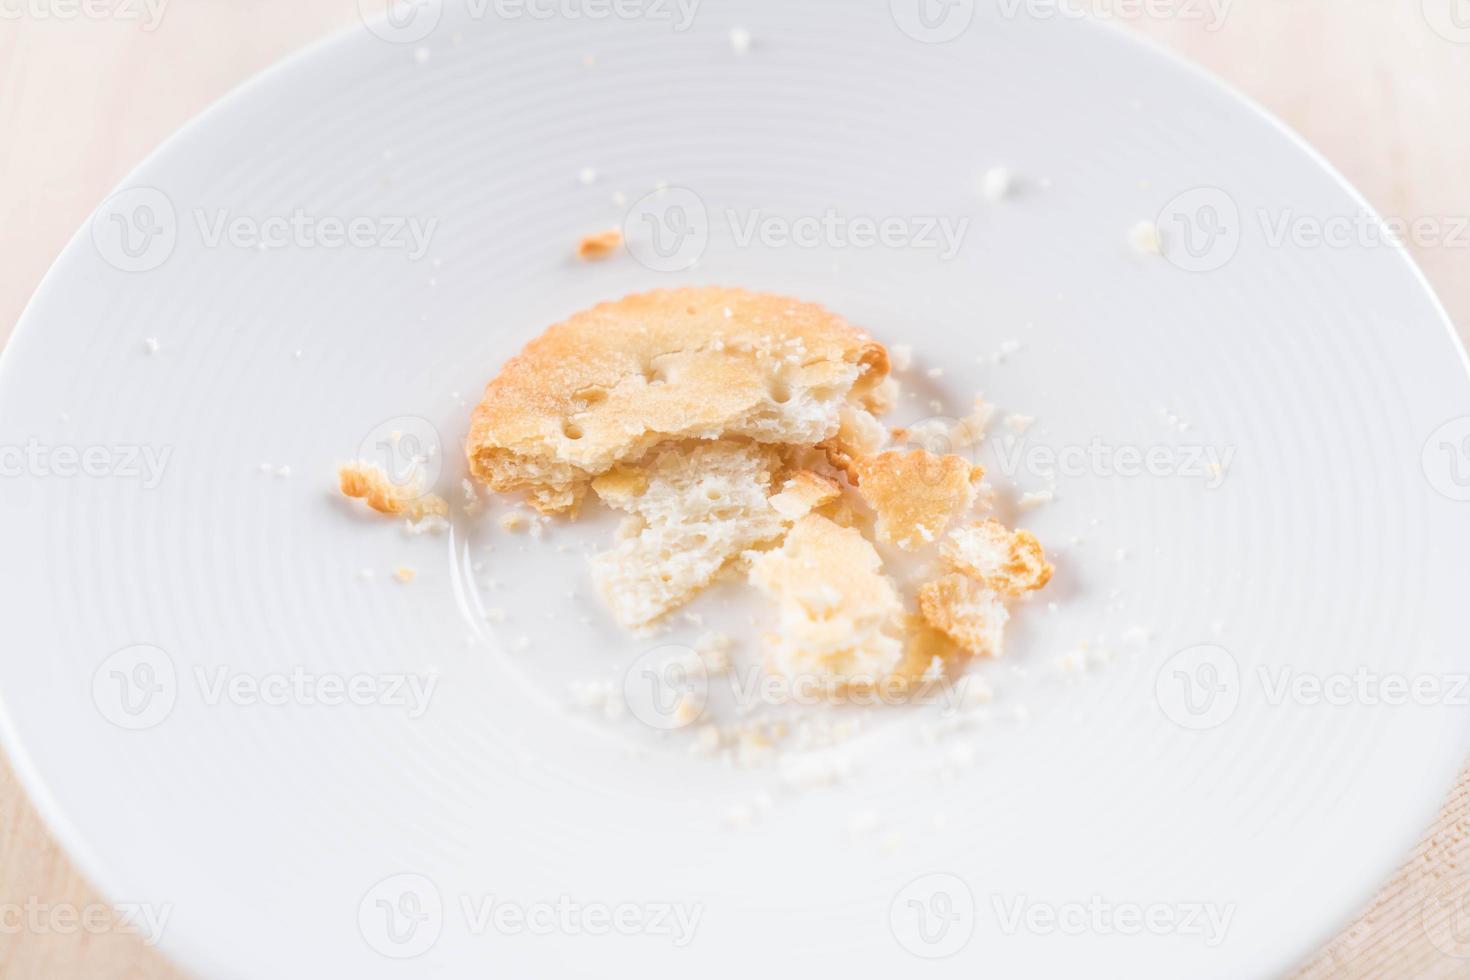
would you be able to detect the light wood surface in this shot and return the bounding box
[1,3,1467,977]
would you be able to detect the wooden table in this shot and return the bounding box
[1,2,1467,976]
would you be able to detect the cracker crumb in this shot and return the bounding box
[917,574,1009,657]
[951,674,994,710]
[853,450,981,551]
[1130,220,1162,255]
[729,27,752,54]
[941,519,1053,595]
[394,566,417,583]
[1018,489,1054,511]
[339,461,449,524]
[1056,650,1087,674]
[726,804,755,829]
[889,344,914,372]
[578,166,598,186]
[980,165,1013,203]
[577,228,623,260]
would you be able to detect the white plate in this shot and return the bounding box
[3,2,1468,977]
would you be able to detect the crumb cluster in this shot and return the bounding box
[453,286,1053,694]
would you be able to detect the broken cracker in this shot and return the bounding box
[941,519,1053,595]
[853,449,981,550]
[339,461,448,523]
[747,514,906,685]
[465,286,889,514]
[917,573,1010,657]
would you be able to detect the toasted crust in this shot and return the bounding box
[917,573,1010,657]
[466,287,889,513]
[821,403,891,479]
[941,519,1054,595]
[852,449,982,550]
[339,462,448,523]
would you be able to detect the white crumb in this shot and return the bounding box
[1130,220,1162,255]
[889,344,914,372]
[1003,414,1034,433]
[1018,489,1054,511]
[729,27,752,54]
[953,674,995,710]
[578,166,598,186]
[694,725,721,755]
[1055,650,1087,674]
[980,165,1013,202]
[143,338,160,354]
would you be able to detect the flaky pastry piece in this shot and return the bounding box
[466,287,890,514]
[853,449,982,550]
[589,440,788,629]
[339,461,448,523]
[940,519,1054,595]
[747,514,906,686]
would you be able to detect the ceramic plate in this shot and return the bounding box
[3,1,1468,977]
